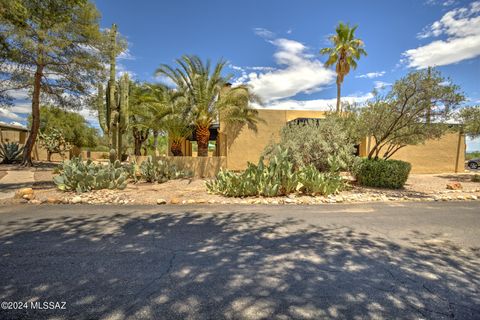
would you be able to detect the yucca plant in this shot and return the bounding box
[0,142,24,164]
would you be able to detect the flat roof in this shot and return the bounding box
[0,123,29,132]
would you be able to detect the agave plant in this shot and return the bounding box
[0,142,24,164]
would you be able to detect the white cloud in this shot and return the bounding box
[0,108,24,121]
[154,75,177,87]
[5,88,30,100]
[117,48,135,60]
[10,103,30,114]
[255,93,374,111]
[253,27,276,39]
[425,0,458,7]
[374,81,392,90]
[236,35,336,102]
[404,1,480,69]
[356,71,386,79]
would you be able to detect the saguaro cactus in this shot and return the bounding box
[97,24,129,161]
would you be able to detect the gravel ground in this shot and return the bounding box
[2,163,480,205]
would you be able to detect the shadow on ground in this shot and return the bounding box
[0,208,479,319]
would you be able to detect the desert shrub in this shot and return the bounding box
[355,158,411,189]
[53,157,129,193]
[0,142,24,164]
[472,174,480,183]
[263,116,359,173]
[206,147,346,197]
[139,156,191,183]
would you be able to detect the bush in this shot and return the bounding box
[355,158,411,189]
[139,156,191,183]
[262,116,359,172]
[53,157,129,193]
[0,142,24,164]
[206,147,346,197]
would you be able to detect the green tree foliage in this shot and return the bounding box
[0,0,105,165]
[457,105,480,138]
[156,55,261,156]
[320,22,367,113]
[263,114,359,173]
[28,106,100,148]
[357,68,464,159]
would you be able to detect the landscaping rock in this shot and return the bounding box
[446,182,462,190]
[22,193,35,201]
[15,187,33,199]
[71,196,82,204]
[170,198,181,204]
[469,195,478,200]
[29,199,41,205]
[156,199,167,205]
[47,197,61,204]
[195,199,206,204]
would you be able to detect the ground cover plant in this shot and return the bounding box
[139,156,191,183]
[53,158,129,193]
[206,147,346,197]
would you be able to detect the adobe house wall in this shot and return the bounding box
[223,109,466,174]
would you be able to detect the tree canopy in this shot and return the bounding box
[28,106,100,148]
[0,0,106,165]
[356,68,464,159]
[458,105,480,139]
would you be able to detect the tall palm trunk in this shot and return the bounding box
[336,77,342,113]
[22,64,44,166]
[196,126,210,157]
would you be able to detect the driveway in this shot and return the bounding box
[0,202,479,319]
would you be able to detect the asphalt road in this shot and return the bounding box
[0,202,479,320]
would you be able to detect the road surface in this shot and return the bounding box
[0,202,479,319]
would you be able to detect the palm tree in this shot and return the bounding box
[320,22,367,113]
[141,84,192,156]
[156,55,261,157]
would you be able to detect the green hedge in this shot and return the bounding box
[355,158,411,189]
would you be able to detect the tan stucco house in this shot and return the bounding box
[169,109,465,174]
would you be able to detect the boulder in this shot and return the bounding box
[15,187,33,199]
[446,182,462,190]
[71,196,82,204]
[156,199,167,205]
[22,193,35,201]
[170,198,181,204]
[47,197,61,204]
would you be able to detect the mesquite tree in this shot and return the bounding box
[0,0,105,166]
[357,69,464,160]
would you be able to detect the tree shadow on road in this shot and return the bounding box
[0,207,479,319]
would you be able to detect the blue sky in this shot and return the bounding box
[2,0,480,150]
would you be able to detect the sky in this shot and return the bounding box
[2,0,480,150]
